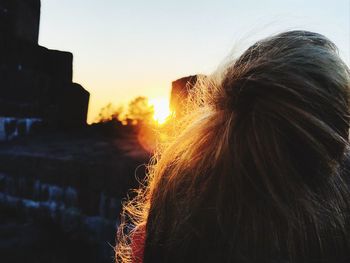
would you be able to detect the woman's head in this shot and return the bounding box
[116,31,350,263]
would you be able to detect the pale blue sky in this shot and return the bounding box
[39,0,350,123]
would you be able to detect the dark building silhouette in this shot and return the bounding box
[170,75,199,117]
[0,0,89,127]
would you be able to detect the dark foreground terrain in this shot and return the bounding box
[0,126,149,263]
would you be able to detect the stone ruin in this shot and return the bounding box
[0,0,90,140]
[170,75,199,117]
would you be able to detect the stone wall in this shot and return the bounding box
[0,0,89,127]
[0,0,41,43]
[0,132,148,262]
[170,75,198,116]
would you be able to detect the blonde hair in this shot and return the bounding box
[116,31,350,263]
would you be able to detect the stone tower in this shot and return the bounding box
[0,0,89,127]
[170,75,199,117]
[0,0,41,43]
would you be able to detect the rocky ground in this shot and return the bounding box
[0,125,150,263]
[0,206,101,263]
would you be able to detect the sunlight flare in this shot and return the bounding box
[148,97,171,124]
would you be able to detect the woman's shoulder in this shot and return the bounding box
[130,224,146,263]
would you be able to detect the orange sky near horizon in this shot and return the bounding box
[39,0,350,124]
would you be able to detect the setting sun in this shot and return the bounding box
[149,97,171,124]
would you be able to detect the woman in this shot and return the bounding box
[116,30,350,262]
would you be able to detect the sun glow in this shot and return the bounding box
[149,97,171,124]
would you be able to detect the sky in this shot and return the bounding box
[39,0,350,123]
